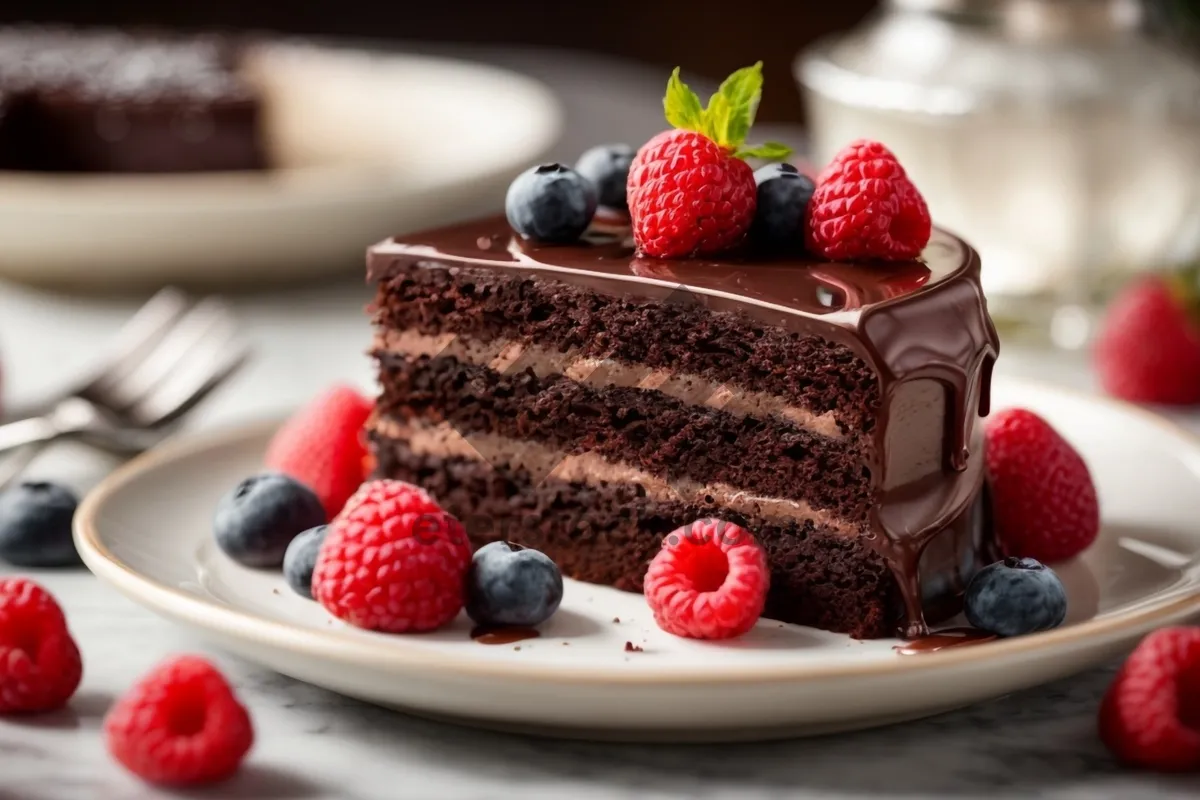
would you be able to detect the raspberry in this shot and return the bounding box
[626,62,793,259]
[985,408,1100,563]
[1099,627,1200,772]
[628,129,757,258]
[644,519,769,639]
[264,384,374,520]
[1094,274,1200,405]
[105,655,253,785]
[312,480,471,633]
[0,577,82,714]
[806,140,932,261]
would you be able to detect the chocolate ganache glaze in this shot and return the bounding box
[368,215,1000,638]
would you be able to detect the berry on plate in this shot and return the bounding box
[627,62,792,258]
[1099,626,1200,772]
[312,480,471,633]
[1094,272,1200,406]
[750,162,815,251]
[805,139,931,261]
[575,143,635,211]
[0,577,82,714]
[213,472,326,569]
[963,557,1067,637]
[282,524,327,600]
[105,655,253,786]
[985,407,1100,563]
[0,480,80,567]
[644,518,769,640]
[264,384,374,519]
[465,541,563,628]
[505,163,598,244]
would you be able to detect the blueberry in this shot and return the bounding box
[282,524,327,599]
[965,557,1068,637]
[465,541,563,627]
[214,472,325,568]
[750,163,815,250]
[574,144,634,210]
[505,163,597,243]
[0,481,80,567]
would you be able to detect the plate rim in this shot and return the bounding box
[74,378,1200,686]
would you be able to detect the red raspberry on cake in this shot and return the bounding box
[264,384,374,520]
[1094,271,1200,406]
[1099,626,1200,772]
[985,408,1100,563]
[312,479,471,633]
[806,140,932,261]
[627,62,792,258]
[644,519,769,639]
[0,577,82,714]
[105,655,253,785]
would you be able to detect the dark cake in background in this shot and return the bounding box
[364,216,1001,640]
[0,26,266,173]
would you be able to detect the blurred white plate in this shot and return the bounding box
[74,379,1200,741]
[0,42,561,289]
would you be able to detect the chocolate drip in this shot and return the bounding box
[368,216,1000,638]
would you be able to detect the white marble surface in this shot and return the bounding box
[2,46,1199,800]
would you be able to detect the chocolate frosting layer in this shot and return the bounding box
[367,216,1001,637]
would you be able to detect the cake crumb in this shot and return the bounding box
[272,588,280,595]
[561,642,570,646]
[612,616,621,623]
[514,646,521,651]
[624,641,644,653]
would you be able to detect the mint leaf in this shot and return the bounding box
[714,61,764,148]
[662,62,774,151]
[704,94,733,146]
[664,67,704,132]
[734,141,794,161]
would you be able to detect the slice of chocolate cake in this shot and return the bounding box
[0,26,266,173]
[364,213,1000,639]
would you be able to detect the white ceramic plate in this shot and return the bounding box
[0,42,561,289]
[74,379,1200,742]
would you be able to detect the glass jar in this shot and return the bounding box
[797,0,1200,346]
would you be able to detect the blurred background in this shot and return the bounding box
[1,0,1199,439]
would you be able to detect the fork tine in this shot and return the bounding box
[82,288,192,396]
[135,336,251,427]
[92,299,236,414]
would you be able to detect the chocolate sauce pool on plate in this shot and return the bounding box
[893,627,997,655]
[470,625,540,645]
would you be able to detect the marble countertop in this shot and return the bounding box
[2,47,1199,800]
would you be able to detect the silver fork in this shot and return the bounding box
[0,289,250,488]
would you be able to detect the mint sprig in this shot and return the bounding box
[662,62,792,163]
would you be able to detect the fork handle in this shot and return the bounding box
[0,445,44,491]
[0,416,61,456]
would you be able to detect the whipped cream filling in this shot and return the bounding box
[372,415,861,535]
[372,328,845,439]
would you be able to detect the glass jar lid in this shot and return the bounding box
[886,0,1142,35]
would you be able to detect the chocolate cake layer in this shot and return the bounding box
[372,255,880,434]
[373,329,846,439]
[0,26,266,173]
[366,216,1000,638]
[374,353,872,521]
[371,435,991,639]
